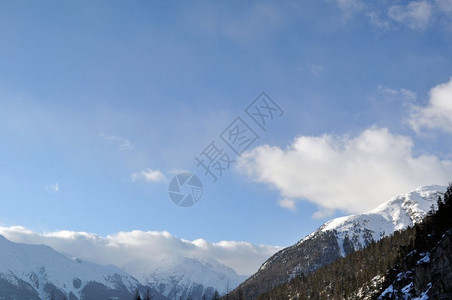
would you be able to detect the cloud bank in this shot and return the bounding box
[0,226,279,276]
[237,127,452,216]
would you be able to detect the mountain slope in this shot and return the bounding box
[376,184,452,299]
[376,230,452,299]
[228,185,446,299]
[258,183,452,299]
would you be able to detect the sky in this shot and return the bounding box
[0,0,452,275]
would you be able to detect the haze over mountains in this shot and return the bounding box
[0,233,248,299]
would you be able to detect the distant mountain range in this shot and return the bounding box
[0,185,445,299]
[0,234,244,299]
[0,234,150,299]
[229,185,446,299]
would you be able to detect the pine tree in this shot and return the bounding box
[143,288,152,300]
[133,289,142,300]
[237,288,243,300]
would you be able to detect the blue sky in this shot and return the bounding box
[1,0,452,274]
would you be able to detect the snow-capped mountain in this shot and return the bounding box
[312,184,447,255]
[124,255,246,299]
[231,185,446,299]
[0,234,161,299]
[1,185,445,299]
[0,234,244,299]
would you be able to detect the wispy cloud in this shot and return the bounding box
[45,183,59,193]
[388,1,432,30]
[100,133,134,151]
[367,11,391,30]
[310,64,324,77]
[335,0,452,31]
[0,226,280,276]
[435,0,452,13]
[298,64,325,77]
[278,198,296,211]
[131,168,167,183]
[333,0,365,17]
[237,127,452,217]
[377,85,417,103]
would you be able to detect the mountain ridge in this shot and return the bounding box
[229,185,446,299]
[123,254,246,299]
[256,183,452,299]
[0,234,153,299]
[0,234,243,299]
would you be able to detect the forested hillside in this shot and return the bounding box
[256,183,452,299]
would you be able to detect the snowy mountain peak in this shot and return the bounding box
[318,185,446,255]
[371,185,446,216]
[124,254,246,299]
[0,233,244,300]
[235,185,448,299]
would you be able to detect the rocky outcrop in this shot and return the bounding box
[414,231,452,299]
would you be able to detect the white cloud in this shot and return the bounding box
[100,133,133,151]
[330,0,452,31]
[310,65,324,77]
[45,183,59,193]
[409,77,452,133]
[237,127,452,216]
[368,11,391,30]
[312,208,335,220]
[0,226,279,276]
[388,1,432,30]
[278,198,297,211]
[377,85,417,103]
[334,0,365,17]
[131,168,167,183]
